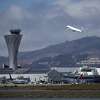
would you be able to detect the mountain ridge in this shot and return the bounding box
[1,36,100,70]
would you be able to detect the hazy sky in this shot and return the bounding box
[0,0,100,56]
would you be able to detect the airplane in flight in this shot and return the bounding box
[66,25,82,32]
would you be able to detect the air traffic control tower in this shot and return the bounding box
[4,29,22,70]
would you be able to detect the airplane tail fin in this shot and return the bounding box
[9,73,13,80]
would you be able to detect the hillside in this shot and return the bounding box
[19,36,100,62]
[1,36,100,70]
[20,36,100,71]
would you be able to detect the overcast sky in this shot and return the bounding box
[0,0,100,56]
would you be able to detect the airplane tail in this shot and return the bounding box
[9,73,13,80]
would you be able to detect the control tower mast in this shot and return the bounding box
[4,29,22,70]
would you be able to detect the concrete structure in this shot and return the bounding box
[4,29,22,70]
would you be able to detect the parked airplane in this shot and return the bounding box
[8,73,30,84]
[66,25,82,32]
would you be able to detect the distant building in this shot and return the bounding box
[50,67,79,73]
[48,69,63,84]
[77,57,100,67]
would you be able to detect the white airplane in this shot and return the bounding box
[66,25,82,32]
